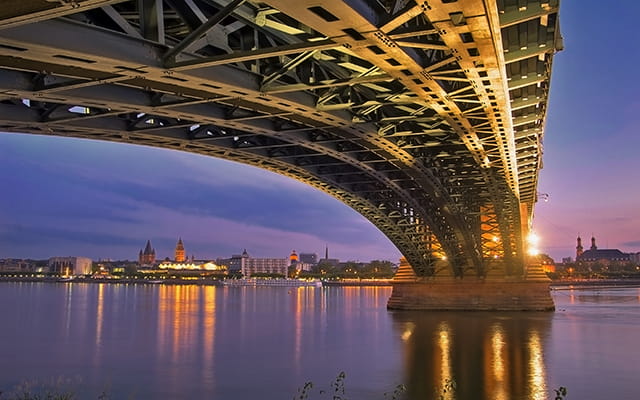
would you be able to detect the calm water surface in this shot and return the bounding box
[0,282,639,399]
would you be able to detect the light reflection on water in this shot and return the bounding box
[437,322,453,400]
[392,308,553,400]
[489,323,506,400]
[528,331,546,400]
[0,283,639,399]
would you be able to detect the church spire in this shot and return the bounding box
[139,240,156,265]
[591,235,597,251]
[325,244,329,260]
[143,240,154,255]
[576,235,583,258]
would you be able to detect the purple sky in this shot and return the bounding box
[0,135,397,262]
[1,1,639,263]
[532,1,640,260]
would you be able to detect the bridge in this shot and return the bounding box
[0,0,561,310]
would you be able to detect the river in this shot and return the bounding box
[0,282,638,399]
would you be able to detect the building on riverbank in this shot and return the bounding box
[138,240,156,266]
[158,260,226,272]
[218,249,288,277]
[48,256,92,276]
[576,236,631,264]
[0,259,37,273]
[299,253,318,266]
[174,238,186,262]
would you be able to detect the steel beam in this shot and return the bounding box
[0,0,561,278]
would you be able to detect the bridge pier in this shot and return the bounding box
[387,260,555,311]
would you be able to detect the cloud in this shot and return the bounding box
[163,150,313,192]
[1,224,141,247]
[107,201,398,262]
[0,196,399,262]
[0,133,400,262]
[0,224,143,260]
[622,241,640,248]
[0,133,366,237]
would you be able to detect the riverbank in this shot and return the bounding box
[550,279,640,289]
[322,279,392,287]
[0,276,388,287]
[0,275,224,286]
[3,275,640,289]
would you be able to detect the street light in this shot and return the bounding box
[537,192,549,202]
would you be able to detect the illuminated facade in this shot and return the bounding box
[138,240,156,265]
[538,254,556,274]
[289,250,298,265]
[243,257,288,277]
[48,256,92,276]
[222,249,288,277]
[159,261,226,272]
[175,238,186,262]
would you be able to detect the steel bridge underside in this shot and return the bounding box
[0,0,560,277]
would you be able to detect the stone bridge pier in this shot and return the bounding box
[387,259,555,311]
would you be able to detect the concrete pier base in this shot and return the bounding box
[387,279,555,311]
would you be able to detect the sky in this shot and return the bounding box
[532,1,640,260]
[0,1,639,263]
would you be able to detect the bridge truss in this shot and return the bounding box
[0,0,561,277]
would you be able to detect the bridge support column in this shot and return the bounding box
[387,279,554,311]
[388,261,554,311]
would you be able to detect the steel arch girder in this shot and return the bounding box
[0,66,462,267]
[0,16,483,273]
[0,98,437,274]
[0,0,563,275]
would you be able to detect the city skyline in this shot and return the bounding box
[1,1,639,263]
[134,238,334,264]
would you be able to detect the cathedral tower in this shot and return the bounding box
[175,238,186,263]
[139,240,156,265]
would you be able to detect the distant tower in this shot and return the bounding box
[576,236,583,259]
[139,240,156,265]
[289,250,299,266]
[325,245,329,260]
[175,238,186,262]
[240,249,250,276]
[590,236,597,251]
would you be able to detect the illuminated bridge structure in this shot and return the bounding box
[0,0,561,310]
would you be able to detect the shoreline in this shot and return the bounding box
[0,276,394,287]
[322,279,392,287]
[550,279,640,289]
[0,276,224,286]
[2,276,639,289]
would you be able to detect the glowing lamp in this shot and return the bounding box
[527,232,540,246]
[527,232,540,257]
